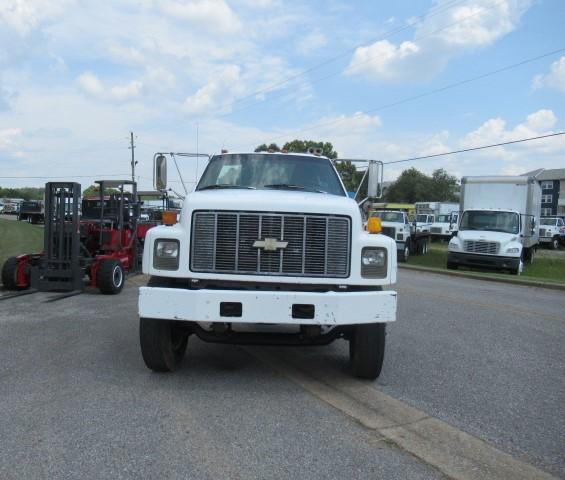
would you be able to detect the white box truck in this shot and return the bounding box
[447,176,541,274]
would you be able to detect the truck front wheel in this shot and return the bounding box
[349,323,386,380]
[140,318,188,372]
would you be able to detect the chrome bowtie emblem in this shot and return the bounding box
[253,238,288,251]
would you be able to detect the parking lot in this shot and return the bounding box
[1,270,563,479]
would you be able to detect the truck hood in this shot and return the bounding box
[183,189,360,217]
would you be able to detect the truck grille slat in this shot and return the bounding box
[464,240,499,255]
[191,211,350,277]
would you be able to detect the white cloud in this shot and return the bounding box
[296,31,328,55]
[77,72,143,101]
[533,56,565,92]
[346,40,420,81]
[0,127,21,149]
[347,0,532,82]
[159,0,242,34]
[183,65,243,114]
[0,0,72,36]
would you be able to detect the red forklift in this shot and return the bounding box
[1,180,157,294]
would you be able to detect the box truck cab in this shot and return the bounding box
[447,176,541,275]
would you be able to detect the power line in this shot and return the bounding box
[0,174,132,179]
[217,0,502,118]
[382,131,565,165]
[267,47,565,142]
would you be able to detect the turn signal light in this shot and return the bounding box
[367,217,382,234]
[162,211,178,226]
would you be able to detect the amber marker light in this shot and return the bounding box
[162,211,178,226]
[367,217,382,234]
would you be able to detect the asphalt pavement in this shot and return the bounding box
[0,271,563,479]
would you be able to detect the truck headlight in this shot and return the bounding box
[506,247,520,254]
[448,241,458,250]
[361,247,387,278]
[154,239,180,270]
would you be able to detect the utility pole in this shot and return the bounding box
[129,131,137,183]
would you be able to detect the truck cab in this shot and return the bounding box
[368,208,432,262]
[415,214,434,233]
[430,212,459,239]
[539,217,565,249]
[138,151,397,379]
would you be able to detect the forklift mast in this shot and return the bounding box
[31,182,83,291]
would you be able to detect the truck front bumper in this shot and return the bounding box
[138,287,397,325]
[447,252,520,270]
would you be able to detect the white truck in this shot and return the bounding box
[448,176,541,275]
[417,202,460,239]
[369,209,430,262]
[538,217,565,249]
[138,151,398,379]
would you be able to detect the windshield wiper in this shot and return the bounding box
[198,184,256,190]
[263,184,327,194]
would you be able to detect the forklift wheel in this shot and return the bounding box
[1,257,26,290]
[98,259,125,294]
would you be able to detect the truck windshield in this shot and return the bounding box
[459,210,519,234]
[371,211,404,222]
[416,214,429,223]
[436,214,450,223]
[196,153,345,196]
[540,218,557,226]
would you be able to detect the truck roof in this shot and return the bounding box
[216,151,331,160]
[461,176,535,185]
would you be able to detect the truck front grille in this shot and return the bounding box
[431,227,442,234]
[381,226,395,239]
[539,228,547,237]
[190,211,351,277]
[464,240,499,255]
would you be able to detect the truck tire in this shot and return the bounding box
[420,239,429,255]
[1,257,25,290]
[523,247,535,265]
[510,260,522,275]
[349,323,386,380]
[97,259,125,294]
[552,237,559,250]
[140,318,188,372]
[399,242,410,262]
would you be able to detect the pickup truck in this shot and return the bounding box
[138,151,398,379]
[369,210,431,262]
[539,217,565,249]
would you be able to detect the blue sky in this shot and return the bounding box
[0,0,564,189]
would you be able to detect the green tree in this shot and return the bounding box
[82,184,119,197]
[0,186,44,200]
[429,168,459,202]
[385,168,432,203]
[254,143,280,152]
[385,167,459,203]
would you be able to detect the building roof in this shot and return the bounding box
[523,168,565,180]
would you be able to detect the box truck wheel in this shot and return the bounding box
[523,247,535,265]
[551,237,559,250]
[349,323,385,380]
[511,260,523,275]
[140,318,188,372]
